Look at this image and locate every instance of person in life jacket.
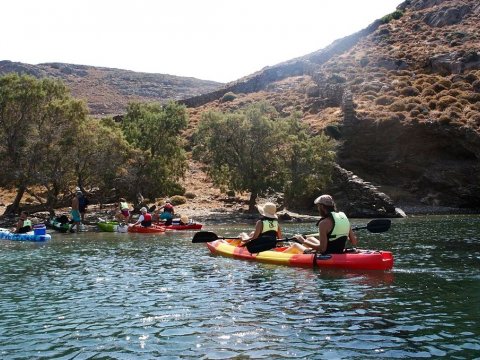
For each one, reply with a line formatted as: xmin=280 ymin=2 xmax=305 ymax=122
xmin=14 ymin=211 xmax=33 ymax=234
xmin=129 ymin=207 xmax=152 ymax=227
xmin=158 ymin=199 xmax=175 ymax=226
xmin=115 ymin=198 xmax=131 ymax=223
xmin=230 ymin=202 xmax=282 ymax=247
xmin=284 ymin=194 xmax=358 ymax=254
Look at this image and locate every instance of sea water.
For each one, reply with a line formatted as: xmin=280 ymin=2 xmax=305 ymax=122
xmin=0 ymin=215 xmax=478 ymax=359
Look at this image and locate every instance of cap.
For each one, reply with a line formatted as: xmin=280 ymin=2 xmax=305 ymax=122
xmin=314 ymin=194 xmax=334 ymax=206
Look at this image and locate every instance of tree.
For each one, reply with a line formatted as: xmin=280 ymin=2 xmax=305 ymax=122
xmin=0 ymin=73 xmax=87 ymax=214
xmin=71 ymin=117 xmax=137 ymax=205
xmin=277 ymin=114 xmax=336 ymax=208
xmin=193 ymin=102 xmax=336 ymax=211
xmin=193 ymin=102 xmax=283 ymax=211
xmin=120 ymin=101 xmax=188 ymax=201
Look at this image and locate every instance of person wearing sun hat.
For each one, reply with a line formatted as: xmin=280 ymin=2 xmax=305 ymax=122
xmin=234 ymin=202 xmax=282 ymax=246
xmin=283 ymin=194 xmax=358 ymax=254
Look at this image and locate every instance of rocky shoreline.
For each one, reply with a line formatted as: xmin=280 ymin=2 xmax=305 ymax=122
xmin=1 ymin=201 xmax=477 ymax=233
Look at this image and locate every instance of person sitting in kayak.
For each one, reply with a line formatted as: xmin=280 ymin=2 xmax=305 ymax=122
xmin=231 ymin=202 xmax=282 ymax=247
xmin=284 ymin=194 xmax=357 ymax=254
xmin=14 ymin=211 xmax=33 ymax=234
xmin=115 ymin=198 xmax=131 ymax=223
xmin=157 ymin=200 xmax=175 ymax=226
xmin=129 ymin=207 xmax=152 ymax=227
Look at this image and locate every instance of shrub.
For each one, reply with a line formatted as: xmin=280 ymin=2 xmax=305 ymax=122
xmin=325 ymin=124 xmax=342 ymax=139
xmin=422 ymin=88 xmax=436 ymax=97
xmin=184 ymin=192 xmax=196 ymax=199
xmin=433 ymin=83 xmax=448 ymax=93
xmin=428 ymin=100 xmax=437 ymax=110
xmin=169 ymin=195 xmax=187 ymax=206
xmin=400 ymin=86 xmax=420 ymax=97
xmin=464 ymin=92 xmax=480 ymax=104
xmin=439 ymin=115 xmax=451 ymax=124
xmin=375 ymin=96 xmax=395 ymax=105
xmin=390 ymin=101 xmax=406 ymax=112
xmin=220 ymin=92 xmax=237 ymax=102
xmin=410 ymin=109 xmax=420 ymax=117
xmin=437 ymin=78 xmax=452 ymax=89
xmin=437 ymin=95 xmax=458 ymax=110
xmin=381 ymin=10 xmax=404 ymax=24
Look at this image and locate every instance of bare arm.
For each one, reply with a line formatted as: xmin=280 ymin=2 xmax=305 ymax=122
xmin=241 ymin=221 xmax=263 ymax=243
xmin=348 ymin=227 xmax=358 ymax=246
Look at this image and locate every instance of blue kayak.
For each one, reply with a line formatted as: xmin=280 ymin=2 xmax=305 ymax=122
xmin=0 ymin=228 xmax=51 ymax=242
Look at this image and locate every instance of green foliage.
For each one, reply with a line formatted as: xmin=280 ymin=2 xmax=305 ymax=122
xmin=381 ymin=10 xmax=404 ymax=24
xmin=0 ymin=73 xmax=88 ymax=213
xmin=277 ymin=114 xmax=336 ymax=208
xmin=169 ymin=195 xmax=187 ymax=205
xmin=220 ymin=92 xmax=237 ymax=102
xmin=193 ymin=102 xmax=335 ymax=209
xmin=325 ymin=124 xmax=342 ymax=139
xmin=121 ymin=101 xmax=188 ymax=200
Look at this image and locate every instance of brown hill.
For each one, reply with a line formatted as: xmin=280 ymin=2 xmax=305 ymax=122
xmin=182 ymin=0 xmax=480 ymax=213
xmin=0 ymin=60 xmax=222 ymax=116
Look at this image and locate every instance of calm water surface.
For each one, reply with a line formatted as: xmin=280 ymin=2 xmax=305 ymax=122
xmin=0 ymin=215 xmax=479 ymax=359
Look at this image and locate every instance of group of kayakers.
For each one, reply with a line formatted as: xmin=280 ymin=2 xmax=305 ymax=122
xmin=235 ymin=194 xmax=358 ymax=255
xmin=114 ymin=198 xmax=187 ymax=228
xmin=11 ymin=187 xmax=355 ymax=255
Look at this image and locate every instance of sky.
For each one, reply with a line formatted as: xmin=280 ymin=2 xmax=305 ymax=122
xmin=2 ymin=0 xmax=402 ymax=83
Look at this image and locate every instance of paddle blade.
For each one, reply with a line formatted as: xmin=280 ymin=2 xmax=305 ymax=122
xmin=366 ymin=219 xmax=391 ymax=233
xmin=192 ymin=231 xmax=220 ymax=243
xmin=245 ymin=236 xmax=278 ymax=253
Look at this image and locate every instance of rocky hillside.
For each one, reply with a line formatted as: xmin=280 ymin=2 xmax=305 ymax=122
xmin=0 ymin=61 xmax=222 ymax=116
xmin=1 ymin=0 xmax=479 ymax=216
xmin=183 ymin=0 xmax=480 ymax=215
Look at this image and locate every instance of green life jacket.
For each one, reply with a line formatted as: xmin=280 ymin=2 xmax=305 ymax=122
xmin=261 ymin=218 xmax=278 ymax=238
xmin=327 ymin=211 xmax=350 ymax=241
xmin=23 ymin=219 xmax=32 ymax=228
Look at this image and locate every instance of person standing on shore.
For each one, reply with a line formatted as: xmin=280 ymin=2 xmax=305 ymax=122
xmin=70 ymin=192 xmax=81 ymax=233
xmin=77 ymin=189 xmax=89 ymax=223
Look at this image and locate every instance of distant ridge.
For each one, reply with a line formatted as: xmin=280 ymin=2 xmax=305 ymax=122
xmin=0 ymin=60 xmax=223 ymax=116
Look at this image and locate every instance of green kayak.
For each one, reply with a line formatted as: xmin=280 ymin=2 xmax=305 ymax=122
xmin=97 ymin=221 xmax=128 ymax=233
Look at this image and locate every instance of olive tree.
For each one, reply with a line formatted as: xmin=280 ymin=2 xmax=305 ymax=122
xmin=120 ymin=101 xmax=188 ymax=201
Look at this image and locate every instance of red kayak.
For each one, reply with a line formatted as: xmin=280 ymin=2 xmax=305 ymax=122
xmin=165 ymin=223 xmax=203 ymax=230
xmin=128 ymin=224 xmax=166 ymax=233
xmin=207 ymin=240 xmax=393 ymax=271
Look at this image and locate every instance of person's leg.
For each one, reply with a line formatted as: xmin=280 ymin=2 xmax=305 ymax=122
xmin=282 ymin=243 xmax=306 ymax=254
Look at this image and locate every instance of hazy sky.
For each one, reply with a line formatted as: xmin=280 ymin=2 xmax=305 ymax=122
xmin=2 ymin=0 xmax=402 ymax=83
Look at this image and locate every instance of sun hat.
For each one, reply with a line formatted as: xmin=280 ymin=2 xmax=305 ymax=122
xmin=257 ymin=202 xmax=278 ymax=219
xmin=140 ymin=207 xmax=147 ymax=213
xmin=314 ymin=194 xmax=334 ymax=206
xmin=180 ymin=215 xmax=189 ymax=223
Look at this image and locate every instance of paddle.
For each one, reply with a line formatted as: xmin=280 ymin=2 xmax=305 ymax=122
xmin=192 ymin=231 xmax=241 ymax=243
xmin=302 ymin=218 xmax=391 ymax=237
